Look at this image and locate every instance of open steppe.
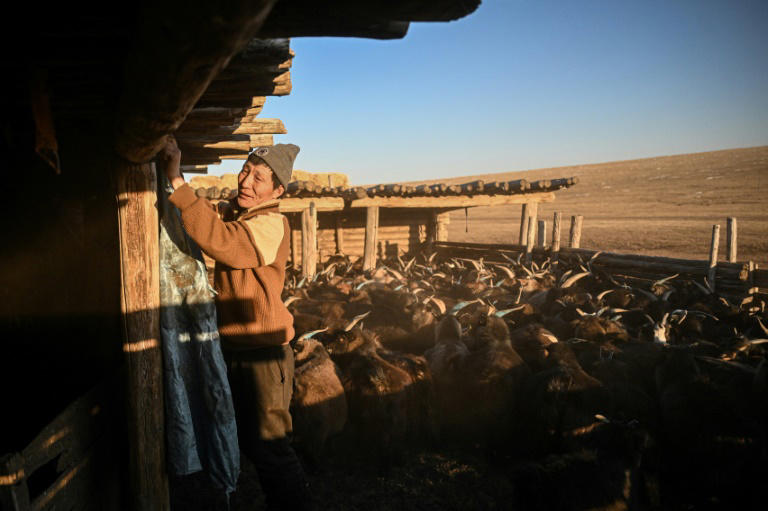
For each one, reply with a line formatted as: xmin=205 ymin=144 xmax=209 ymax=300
xmin=405 ymin=146 xmax=768 ymax=266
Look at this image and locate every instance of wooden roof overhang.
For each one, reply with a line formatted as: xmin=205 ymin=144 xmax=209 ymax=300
xmin=193 ymin=176 xmax=578 ymax=212
xmin=3 ymin=2 xmax=483 ymax=510
xmin=8 ymin=1 xmax=480 ymax=171
xmin=277 ymin=191 xmax=554 ymax=213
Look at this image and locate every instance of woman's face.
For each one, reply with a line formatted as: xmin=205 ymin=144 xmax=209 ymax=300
xmin=236 ymin=161 xmax=283 ymax=209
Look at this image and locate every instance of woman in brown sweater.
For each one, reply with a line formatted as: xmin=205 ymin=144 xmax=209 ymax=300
xmin=163 ymin=138 xmax=314 ymax=510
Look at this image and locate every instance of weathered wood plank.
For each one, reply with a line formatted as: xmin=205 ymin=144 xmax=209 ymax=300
xmin=364 ymin=206 xmax=380 ymax=271
xmin=569 ymin=215 xmax=583 ymax=249
xmin=279 ymin=197 xmax=345 ymax=213
xmin=0 ymin=453 xmax=30 ymax=510
xmin=115 ymin=160 xmax=168 ymax=511
xmin=350 ymin=192 xmax=555 ymax=209
xmin=727 ymin=217 xmax=737 ymax=263
xmin=301 ymin=202 xmax=317 ymax=278
xmin=518 ymin=203 xmax=529 ymax=245
xmin=115 ymin=1 xmax=276 ymax=163
xmin=709 ymin=224 xmax=721 ymax=289
xmin=552 ymin=212 xmax=562 ymax=261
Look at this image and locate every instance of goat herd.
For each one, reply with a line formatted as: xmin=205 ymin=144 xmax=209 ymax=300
xmin=279 ymin=249 xmax=767 ymax=510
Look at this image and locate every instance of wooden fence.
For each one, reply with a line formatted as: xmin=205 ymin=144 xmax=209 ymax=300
xmin=0 ymin=379 xmax=121 ymax=510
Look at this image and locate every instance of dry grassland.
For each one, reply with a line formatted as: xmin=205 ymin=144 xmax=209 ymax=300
xmin=407 ymin=146 xmax=768 ymax=266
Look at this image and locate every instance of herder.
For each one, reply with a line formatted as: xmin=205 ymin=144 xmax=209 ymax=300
xmin=162 ymin=137 xmax=314 ymax=510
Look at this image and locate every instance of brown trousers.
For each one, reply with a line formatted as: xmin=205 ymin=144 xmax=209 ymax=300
xmin=225 ymin=344 xmax=314 ymax=511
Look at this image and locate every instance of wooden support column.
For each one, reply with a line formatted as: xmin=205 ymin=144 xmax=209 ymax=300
xmin=526 ymin=202 xmax=538 ymax=246
xmin=727 ymin=217 xmax=737 ymax=263
xmin=518 ymin=203 xmax=529 ymax=245
xmin=364 ymin=206 xmax=380 ymax=271
xmin=115 ymin=160 xmax=169 ymax=511
xmin=569 ymin=215 xmax=583 ymax=248
xmin=708 ymin=224 xmax=720 ymax=290
xmin=436 ymin=211 xmax=451 ymax=242
xmin=552 ymin=211 xmax=562 ymax=261
xmin=290 ymin=223 xmax=300 ymax=267
xmin=537 ymin=220 xmax=547 ymax=247
xmin=301 ymin=202 xmax=317 ymax=278
xmin=335 ymin=213 xmax=345 ymax=254
xmin=525 ymin=203 xmax=538 ymax=262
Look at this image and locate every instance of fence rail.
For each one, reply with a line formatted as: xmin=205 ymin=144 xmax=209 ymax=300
xmin=0 ymin=379 xmax=121 ymax=511
xmin=433 ymin=241 xmax=764 ymax=298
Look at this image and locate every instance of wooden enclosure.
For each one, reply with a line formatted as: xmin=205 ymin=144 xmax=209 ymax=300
xmin=193 ymin=178 xmax=575 ymax=273
xmin=2 ymin=2 xmax=483 ymax=510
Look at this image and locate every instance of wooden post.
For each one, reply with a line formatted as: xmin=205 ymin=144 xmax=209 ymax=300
xmin=537 ymin=220 xmax=547 ymax=247
xmin=552 ymin=211 xmax=562 ymax=261
xmin=518 ymin=203 xmax=529 ymax=245
xmin=569 ymin=215 xmax=583 ymax=248
xmin=335 ymin=213 xmax=344 ymax=254
xmin=708 ymin=224 xmax=720 ymax=289
xmin=363 ymin=206 xmax=379 ymax=271
xmin=115 ymin=160 xmax=169 ymax=511
xmin=301 ymin=202 xmax=317 ymax=278
xmin=727 ymin=217 xmax=737 ymax=263
xmin=525 ymin=203 xmax=538 ymax=262
xmin=436 ymin=211 xmax=450 ymax=242
xmin=291 ymin=224 xmax=300 ymax=267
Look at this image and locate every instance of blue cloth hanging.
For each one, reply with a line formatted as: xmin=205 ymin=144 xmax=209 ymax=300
xmin=158 ymin=176 xmax=239 ymax=495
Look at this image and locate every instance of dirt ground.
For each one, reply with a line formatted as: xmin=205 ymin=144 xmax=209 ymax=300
xmin=407 ymin=146 xmax=767 ymax=266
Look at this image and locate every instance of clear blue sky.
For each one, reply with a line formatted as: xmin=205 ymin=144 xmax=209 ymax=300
xmin=211 ymin=0 xmax=768 ymax=184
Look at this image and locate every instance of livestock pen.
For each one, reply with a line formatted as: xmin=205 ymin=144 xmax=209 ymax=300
xmin=0 ymin=2 xmax=483 ymax=510
xmin=183 ymin=173 xmax=767 ymax=510
xmin=4 ymin=1 xmax=766 ymax=509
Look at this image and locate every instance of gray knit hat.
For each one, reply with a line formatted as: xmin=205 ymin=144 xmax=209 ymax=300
xmin=248 ymin=143 xmax=299 ymax=188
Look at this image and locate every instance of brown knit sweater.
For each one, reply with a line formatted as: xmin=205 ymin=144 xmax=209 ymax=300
xmin=169 ymin=183 xmax=295 ymax=348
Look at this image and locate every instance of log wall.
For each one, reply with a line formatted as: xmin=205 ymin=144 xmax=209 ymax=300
xmin=287 ymin=207 xmax=432 ymax=266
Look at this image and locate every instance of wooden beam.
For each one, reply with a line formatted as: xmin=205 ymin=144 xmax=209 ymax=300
xmin=178 ymin=134 xmax=275 ymax=151
xmin=259 ymin=0 xmax=480 ymax=41
xmin=179 ymin=119 xmax=287 ymax=137
xmin=350 ymin=192 xmax=555 ymax=209
xmin=363 ymin=206 xmax=380 ymax=271
xmin=537 ymin=219 xmax=546 ymax=247
xmin=301 ymin=202 xmax=317 ymax=278
xmin=727 ymin=217 xmax=737 ymax=263
xmin=115 ymin=0 xmax=278 ymax=163
xmin=115 ymin=160 xmax=169 ymax=511
xmin=259 ymin=8 xmax=410 ymax=39
xmin=279 ymin=197 xmax=345 ymax=213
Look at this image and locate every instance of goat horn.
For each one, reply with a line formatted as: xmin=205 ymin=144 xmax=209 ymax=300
xmin=561 ymin=271 xmax=591 ymax=289
xmin=429 ymin=297 xmax=447 ymax=315
xmin=297 ymin=327 xmax=328 ymax=342
xmin=283 ymin=296 xmax=301 ymax=307
xmin=344 ymin=311 xmax=372 ymax=332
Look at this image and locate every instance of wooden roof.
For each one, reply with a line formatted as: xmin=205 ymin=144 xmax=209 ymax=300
xmin=7 ymin=0 xmax=481 ymax=176
xmin=193 ymin=176 xmax=579 ymax=212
